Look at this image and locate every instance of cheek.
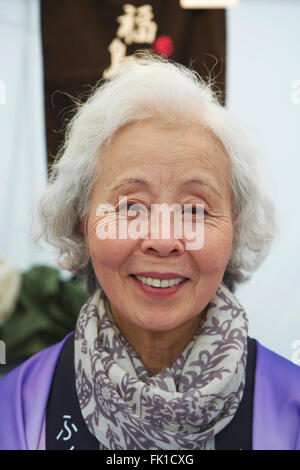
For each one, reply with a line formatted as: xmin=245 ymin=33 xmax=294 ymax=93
xmin=194 ymin=226 xmax=233 ymax=274
xmin=88 ymin=235 xmax=137 ymax=273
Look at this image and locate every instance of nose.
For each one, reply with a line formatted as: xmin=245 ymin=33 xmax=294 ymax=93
xmin=138 ymin=205 xmax=185 ymax=256
xmin=140 ymin=236 xmax=185 ymax=257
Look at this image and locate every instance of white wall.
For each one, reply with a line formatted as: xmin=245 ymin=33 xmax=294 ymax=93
xmin=226 ymin=0 xmax=300 ymax=361
xmin=0 ymin=0 xmax=67 ymax=275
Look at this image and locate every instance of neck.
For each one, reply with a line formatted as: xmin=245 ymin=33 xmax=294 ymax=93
xmin=109 ymin=303 xmax=202 ymax=376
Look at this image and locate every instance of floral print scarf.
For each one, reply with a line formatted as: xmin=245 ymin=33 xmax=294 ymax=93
xmin=74 ymin=283 xmax=248 ymax=450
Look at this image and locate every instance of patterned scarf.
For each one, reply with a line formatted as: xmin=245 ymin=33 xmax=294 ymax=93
xmin=74 ymin=283 xmax=248 ymax=450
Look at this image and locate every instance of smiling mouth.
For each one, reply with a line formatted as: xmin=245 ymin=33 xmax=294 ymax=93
xmin=129 ymin=274 xmax=188 ymax=288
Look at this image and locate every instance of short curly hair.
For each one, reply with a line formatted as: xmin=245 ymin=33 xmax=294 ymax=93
xmin=32 ymin=52 xmax=277 ymax=294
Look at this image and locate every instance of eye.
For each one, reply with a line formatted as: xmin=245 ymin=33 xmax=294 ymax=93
xmin=118 ymin=201 xmax=147 ymax=215
xmin=183 ymin=204 xmax=206 ymax=216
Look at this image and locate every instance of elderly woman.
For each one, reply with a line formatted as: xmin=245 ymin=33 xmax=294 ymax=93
xmin=0 ymin=53 xmax=299 ymax=451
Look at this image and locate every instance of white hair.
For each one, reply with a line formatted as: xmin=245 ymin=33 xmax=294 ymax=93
xmin=32 ymin=51 xmax=277 ymax=294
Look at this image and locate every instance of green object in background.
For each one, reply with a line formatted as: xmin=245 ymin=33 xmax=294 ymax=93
xmin=0 ymin=265 xmax=89 ymax=363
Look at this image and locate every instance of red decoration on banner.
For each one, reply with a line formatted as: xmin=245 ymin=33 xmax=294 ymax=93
xmin=152 ymin=36 xmax=173 ymax=57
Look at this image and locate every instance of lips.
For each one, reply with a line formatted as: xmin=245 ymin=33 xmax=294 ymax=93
xmin=129 ymin=273 xmax=188 ymax=297
xmin=131 ymin=272 xmax=189 ymax=280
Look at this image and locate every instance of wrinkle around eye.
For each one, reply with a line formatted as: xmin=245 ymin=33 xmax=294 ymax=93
xmin=204 ymin=215 xmax=233 ymax=238
xmin=87 ymin=212 xmax=118 ymax=239
xmin=86 ymin=218 xmax=100 ymax=240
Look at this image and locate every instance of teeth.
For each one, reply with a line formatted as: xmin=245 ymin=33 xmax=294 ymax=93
xmin=134 ymin=275 xmax=186 ymax=288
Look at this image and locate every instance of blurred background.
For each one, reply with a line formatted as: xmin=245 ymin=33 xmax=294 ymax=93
xmin=0 ymin=0 xmax=299 ymax=375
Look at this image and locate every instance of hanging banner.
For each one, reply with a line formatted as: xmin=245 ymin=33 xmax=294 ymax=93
xmin=180 ymin=0 xmax=239 ymax=8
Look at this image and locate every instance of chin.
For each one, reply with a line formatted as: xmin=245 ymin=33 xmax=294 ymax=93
xmin=135 ymin=316 xmax=184 ymax=333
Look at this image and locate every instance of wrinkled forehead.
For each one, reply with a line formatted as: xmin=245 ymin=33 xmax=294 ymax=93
xmin=95 ymin=119 xmax=231 ymax=186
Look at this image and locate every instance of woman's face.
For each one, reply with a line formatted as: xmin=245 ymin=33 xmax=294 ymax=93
xmin=84 ymin=120 xmax=233 ymax=333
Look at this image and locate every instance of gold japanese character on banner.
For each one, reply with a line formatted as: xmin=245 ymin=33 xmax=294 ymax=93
xmin=103 ymin=4 xmax=158 ymax=79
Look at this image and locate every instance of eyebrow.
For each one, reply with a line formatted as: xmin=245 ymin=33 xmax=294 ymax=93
xmin=111 ymin=178 xmax=147 ymax=191
xmin=110 ymin=177 xmax=221 ymax=199
xmin=182 ymin=179 xmax=221 ymax=199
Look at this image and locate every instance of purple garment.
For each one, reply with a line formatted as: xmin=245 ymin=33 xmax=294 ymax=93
xmin=253 ymin=341 xmax=300 ymax=449
xmin=0 ymin=333 xmax=71 ymax=450
xmin=0 ymin=335 xmax=299 ymax=450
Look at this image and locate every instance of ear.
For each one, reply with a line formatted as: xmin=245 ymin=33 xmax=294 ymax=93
xmin=80 ymin=219 xmax=85 ymax=234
